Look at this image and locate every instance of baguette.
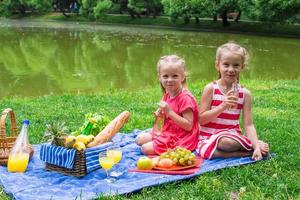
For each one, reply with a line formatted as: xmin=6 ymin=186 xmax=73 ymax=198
xmin=87 ymin=111 xmax=130 ymax=147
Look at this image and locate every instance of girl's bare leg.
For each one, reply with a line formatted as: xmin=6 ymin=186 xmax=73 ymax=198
xmin=141 ymin=142 xmax=156 ymax=155
xmin=212 ymin=137 xmax=270 ymax=159
xmin=217 ymin=137 xmax=244 ymax=152
xmin=135 ymin=130 xmax=152 ymax=146
xmin=211 ymin=136 xmax=250 ymax=158
xmin=212 ymin=149 xmax=252 ymax=158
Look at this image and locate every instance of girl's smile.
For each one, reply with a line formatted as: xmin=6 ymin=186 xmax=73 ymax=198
xmin=216 ymin=51 xmax=244 ymax=85
xmin=159 ymin=64 xmax=185 ymax=97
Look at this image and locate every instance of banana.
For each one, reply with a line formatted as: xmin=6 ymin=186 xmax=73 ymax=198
xmin=73 ymin=141 xmax=86 ymax=151
xmin=65 ymin=135 xmax=76 ymax=149
xmin=87 ymin=135 xmax=95 ymax=143
xmin=76 ymin=135 xmax=90 ymax=145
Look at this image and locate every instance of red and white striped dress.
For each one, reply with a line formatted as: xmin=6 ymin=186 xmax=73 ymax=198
xmin=196 ymin=81 xmax=252 ymax=159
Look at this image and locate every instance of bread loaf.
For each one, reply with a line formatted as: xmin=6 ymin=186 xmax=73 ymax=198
xmin=87 ymin=111 xmax=130 ymax=147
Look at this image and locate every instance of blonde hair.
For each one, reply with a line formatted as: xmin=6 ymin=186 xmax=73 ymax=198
xmin=157 ymin=55 xmax=188 ymax=93
xmin=216 ymin=42 xmax=249 ymax=66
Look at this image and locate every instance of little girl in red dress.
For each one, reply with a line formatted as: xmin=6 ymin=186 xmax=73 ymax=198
xmin=136 ymin=55 xmax=199 ymax=155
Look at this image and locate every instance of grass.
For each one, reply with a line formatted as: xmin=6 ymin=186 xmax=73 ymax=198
xmin=0 ymin=79 xmax=299 ymax=199
xmin=8 ymin=13 xmax=300 ymax=38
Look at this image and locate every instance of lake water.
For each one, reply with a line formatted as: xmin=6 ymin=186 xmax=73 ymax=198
xmin=0 ymin=19 xmax=299 ymax=98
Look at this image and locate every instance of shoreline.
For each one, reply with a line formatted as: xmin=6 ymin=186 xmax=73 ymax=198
xmin=1 ymin=15 xmax=300 ymax=39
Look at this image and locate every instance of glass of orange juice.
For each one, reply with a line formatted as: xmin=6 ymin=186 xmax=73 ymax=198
xmin=106 ymin=144 xmax=123 ymax=179
xmin=99 ymin=151 xmax=115 ymax=183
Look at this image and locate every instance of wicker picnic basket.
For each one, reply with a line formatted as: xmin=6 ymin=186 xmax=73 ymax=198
xmin=0 ymin=108 xmax=18 ymax=166
xmin=45 ymin=150 xmax=87 ymax=177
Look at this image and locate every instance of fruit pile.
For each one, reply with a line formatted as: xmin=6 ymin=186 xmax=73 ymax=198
xmin=159 ymin=147 xmax=196 ymax=166
xmin=65 ymin=135 xmax=95 ymax=151
xmin=136 ymin=147 xmax=196 ymax=170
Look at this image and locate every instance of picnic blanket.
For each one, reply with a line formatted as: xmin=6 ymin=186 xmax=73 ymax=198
xmin=0 ymin=130 xmax=269 ymax=200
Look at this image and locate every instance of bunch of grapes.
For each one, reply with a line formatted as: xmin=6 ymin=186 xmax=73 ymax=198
xmin=160 ymin=147 xmax=196 ymax=166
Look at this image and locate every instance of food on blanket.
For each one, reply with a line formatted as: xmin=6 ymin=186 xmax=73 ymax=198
xmin=65 ymin=135 xmax=76 ymax=148
xmin=44 ymin=122 xmax=68 ymax=147
xmin=72 ymin=113 xmax=110 ymax=136
xmin=160 ymin=147 xmax=196 ymax=166
xmin=157 ymin=158 xmax=173 ymax=168
xmin=137 ymin=156 xmax=153 ymax=170
xmin=76 ymin=135 xmax=90 ymax=145
xmin=87 ymin=135 xmax=95 ymax=142
xmin=87 ymin=111 xmax=131 ymax=147
xmin=80 ymin=118 xmax=96 ymax=135
xmin=151 ymin=156 xmax=160 ymax=167
xmin=7 ymin=152 xmax=29 ymax=172
xmin=73 ymin=141 xmax=86 ymax=151
xmin=65 ymin=134 xmax=94 ymax=150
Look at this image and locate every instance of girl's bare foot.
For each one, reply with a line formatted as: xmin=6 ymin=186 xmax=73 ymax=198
xmin=259 ymin=140 xmax=269 ymax=156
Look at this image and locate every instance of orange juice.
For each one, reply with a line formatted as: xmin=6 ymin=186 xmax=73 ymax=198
xmin=107 ymin=150 xmax=122 ymax=164
xmin=7 ymin=152 xmax=29 ymax=173
xmin=99 ymin=157 xmax=115 ymax=170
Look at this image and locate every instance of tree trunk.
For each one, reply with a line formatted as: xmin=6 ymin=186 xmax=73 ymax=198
xmin=213 ymin=14 xmax=218 ymax=22
xmin=128 ymin=10 xmax=136 ymax=19
xmin=234 ymin=11 xmax=241 ymax=22
xmin=221 ymin=10 xmax=230 ymax=26
xmin=195 ymin=17 xmax=199 ymax=24
xmin=19 ymin=4 xmax=26 ymax=15
xmin=184 ymin=16 xmax=190 ymax=24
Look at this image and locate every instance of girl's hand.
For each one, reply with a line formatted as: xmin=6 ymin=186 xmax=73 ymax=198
xmin=157 ymin=101 xmax=171 ymax=116
xmin=221 ymin=90 xmax=238 ymax=110
xmin=252 ymin=147 xmax=263 ymax=161
xmin=154 ymin=108 xmax=163 ymax=117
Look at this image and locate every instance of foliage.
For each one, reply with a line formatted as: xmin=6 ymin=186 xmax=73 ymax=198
xmin=80 ymin=0 xmax=98 ymax=19
xmin=127 ymin=0 xmax=162 ymax=18
xmin=128 ymin=0 xmax=145 ymax=14
xmin=0 ymin=0 xmax=52 ymax=15
xmin=80 ymin=0 xmax=112 ymax=19
xmin=244 ymin=0 xmax=300 ymax=23
xmin=93 ymin=0 xmax=112 ymax=19
xmin=1 ymin=0 xmax=300 ymax=24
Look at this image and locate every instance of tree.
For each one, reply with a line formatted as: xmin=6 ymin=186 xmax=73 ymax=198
xmin=128 ymin=0 xmax=162 ymax=18
xmin=0 ymin=0 xmax=52 ymax=16
xmin=93 ymin=0 xmax=112 ymax=19
xmin=244 ymin=0 xmax=300 ymax=23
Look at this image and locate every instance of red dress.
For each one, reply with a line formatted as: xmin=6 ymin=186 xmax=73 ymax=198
xmin=152 ymin=89 xmax=199 ymax=155
xmin=196 ymin=81 xmax=252 ymax=159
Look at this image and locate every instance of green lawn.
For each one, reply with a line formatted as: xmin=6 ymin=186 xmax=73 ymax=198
xmin=0 ymin=79 xmax=299 ymax=199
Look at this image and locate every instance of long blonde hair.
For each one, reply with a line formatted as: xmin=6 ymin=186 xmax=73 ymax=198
xmin=157 ymin=55 xmax=188 ymax=93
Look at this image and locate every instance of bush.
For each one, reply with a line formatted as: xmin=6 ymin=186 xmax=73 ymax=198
xmin=93 ymin=0 xmax=112 ymax=19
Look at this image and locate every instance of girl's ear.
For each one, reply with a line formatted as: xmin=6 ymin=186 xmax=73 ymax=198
xmin=158 ymin=73 xmax=162 ymax=83
xmin=215 ymin=60 xmax=219 ymax=71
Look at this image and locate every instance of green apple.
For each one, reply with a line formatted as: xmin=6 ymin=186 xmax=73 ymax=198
xmin=137 ymin=156 xmax=153 ymax=170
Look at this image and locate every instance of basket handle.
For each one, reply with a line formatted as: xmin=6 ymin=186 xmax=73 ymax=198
xmin=0 ymin=108 xmax=18 ymax=138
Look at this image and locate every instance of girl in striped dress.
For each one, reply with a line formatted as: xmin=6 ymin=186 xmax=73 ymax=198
xmin=197 ymin=42 xmax=269 ymax=160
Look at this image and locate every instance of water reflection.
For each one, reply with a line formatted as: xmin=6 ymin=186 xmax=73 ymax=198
xmin=0 ymin=21 xmax=299 ymax=97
